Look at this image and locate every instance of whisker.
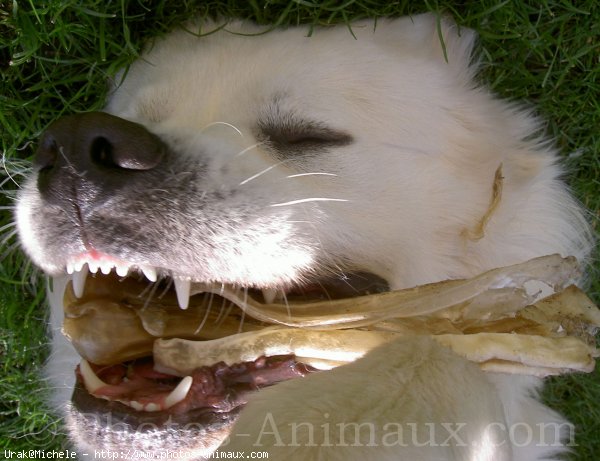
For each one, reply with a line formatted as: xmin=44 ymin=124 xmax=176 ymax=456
xmin=57 ymin=146 xmax=76 ymax=170
xmin=0 ymin=241 xmax=22 ymax=260
xmin=0 ymin=229 xmax=18 ymax=247
xmin=281 ymin=291 xmax=291 ymax=319
xmin=270 ymin=197 xmax=349 ymax=207
xmin=214 ymin=286 xmax=229 ymax=324
xmin=201 ymin=121 xmax=243 ymax=137
xmin=239 ymin=159 xmax=289 ymax=186
xmin=238 ymin=288 xmax=248 ymax=333
xmin=286 ymin=172 xmax=338 ymax=178
xmin=215 ymin=301 xmax=234 ymax=328
xmin=194 ymin=292 xmax=214 ymax=334
xmin=142 ymin=280 xmax=160 ymax=311
xmin=0 ymin=194 xmax=20 ymax=204
xmin=157 ymin=278 xmax=173 ymax=299
xmin=136 ymin=278 xmax=157 ymax=302
xmin=235 ymin=141 xmax=265 ymax=158
xmin=0 ymin=175 xmax=20 ymax=189
xmin=0 ymin=221 xmax=17 ymax=233
xmin=1 ymin=153 xmax=32 ymax=188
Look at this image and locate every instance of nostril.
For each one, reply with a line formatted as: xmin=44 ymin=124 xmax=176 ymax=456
xmin=90 ymin=136 xmax=116 ymax=168
xmin=89 ymin=132 xmax=164 ymax=171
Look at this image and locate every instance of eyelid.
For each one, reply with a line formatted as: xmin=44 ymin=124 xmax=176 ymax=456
xmin=258 ymin=118 xmax=353 ymax=150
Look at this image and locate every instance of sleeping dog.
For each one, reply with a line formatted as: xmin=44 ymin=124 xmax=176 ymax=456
xmin=16 ymin=14 xmax=593 ymax=460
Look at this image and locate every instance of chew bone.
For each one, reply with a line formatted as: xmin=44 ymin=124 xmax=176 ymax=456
xmin=153 ymin=284 xmax=599 ymax=378
xmin=63 ymin=255 xmax=600 ymax=377
xmin=154 ymin=258 xmax=600 ymax=377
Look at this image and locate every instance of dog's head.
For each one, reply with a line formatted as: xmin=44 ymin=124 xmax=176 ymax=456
xmin=15 ymin=14 xmax=592 ymax=457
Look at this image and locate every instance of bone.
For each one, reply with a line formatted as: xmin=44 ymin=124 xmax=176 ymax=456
xmin=63 ymin=255 xmax=599 ymax=378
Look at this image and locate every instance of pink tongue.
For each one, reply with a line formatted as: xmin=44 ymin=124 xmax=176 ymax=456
xmin=77 ymin=355 xmax=316 ymax=413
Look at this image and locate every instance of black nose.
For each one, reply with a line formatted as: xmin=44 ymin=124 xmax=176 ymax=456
xmin=35 ymin=112 xmax=165 ymax=209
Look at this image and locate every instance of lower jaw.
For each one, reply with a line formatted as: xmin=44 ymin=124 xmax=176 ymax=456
xmin=67 ymin=353 xmax=315 ymax=456
xmin=67 ymin=384 xmax=237 ymax=457
xmin=70 ymin=382 xmax=241 ymax=428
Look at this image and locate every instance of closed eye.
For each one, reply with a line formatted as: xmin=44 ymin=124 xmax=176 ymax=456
xmin=257 ymin=117 xmax=353 ymax=158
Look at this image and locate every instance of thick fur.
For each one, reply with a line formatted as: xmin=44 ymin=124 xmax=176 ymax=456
xmin=16 ymin=14 xmax=593 ymax=460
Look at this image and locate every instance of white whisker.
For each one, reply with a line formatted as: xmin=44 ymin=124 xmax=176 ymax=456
xmin=0 ymin=241 xmax=21 ymax=260
xmin=238 ymin=288 xmax=248 ymax=333
xmin=0 ymin=221 xmax=17 ymax=233
xmin=215 ymin=301 xmax=234 ymax=328
xmin=194 ymin=292 xmax=214 ymax=334
xmin=235 ymin=142 xmax=264 ymax=157
xmin=270 ymin=198 xmax=349 ymax=207
xmin=281 ymin=291 xmax=291 ymax=319
xmin=239 ymin=160 xmax=288 ymax=186
xmin=201 ymin=121 xmax=243 ymax=137
xmin=286 ymin=172 xmax=337 ymax=178
xmin=0 ymin=228 xmax=18 ymax=247
xmin=142 ymin=281 xmax=160 ymax=311
xmin=2 ymin=152 xmax=31 ymax=188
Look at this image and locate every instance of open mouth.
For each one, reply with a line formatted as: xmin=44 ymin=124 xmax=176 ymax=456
xmin=61 ymin=251 xmax=390 ymax=419
xmin=59 ymin=251 xmax=599 ymax=432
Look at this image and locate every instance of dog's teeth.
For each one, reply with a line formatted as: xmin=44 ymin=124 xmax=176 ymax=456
xmin=67 ymin=259 xmax=92 ymax=276
xmin=144 ymin=403 xmax=160 ymax=412
xmin=262 ymin=288 xmax=279 ymax=304
xmin=79 ymin=359 xmax=108 ymax=394
xmin=164 ymin=376 xmax=193 ymax=409
xmin=100 ymin=262 xmax=113 ymax=275
xmin=129 ymin=400 xmax=144 ymax=411
xmin=88 ymin=261 xmax=99 ymax=274
xmin=72 ymin=265 xmax=89 ymax=298
xmin=141 ymin=266 xmax=158 ymax=283
xmin=115 ymin=264 xmax=130 ymax=277
xmin=174 ymin=278 xmax=191 ymax=309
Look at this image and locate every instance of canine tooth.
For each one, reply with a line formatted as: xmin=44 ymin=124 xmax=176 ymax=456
xmin=164 ymin=376 xmax=193 ymax=409
xmin=262 ymin=288 xmax=279 ymax=304
xmin=79 ymin=359 xmax=108 ymax=394
xmin=174 ymin=278 xmax=191 ymax=309
xmin=72 ymin=265 xmax=89 ymax=298
xmin=141 ymin=266 xmax=158 ymax=282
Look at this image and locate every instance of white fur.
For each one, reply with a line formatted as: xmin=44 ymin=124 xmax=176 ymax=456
xmin=18 ymin=14 xmax=593 ymax=460
xmin=222 ymin=338 xmax=571 ymax=460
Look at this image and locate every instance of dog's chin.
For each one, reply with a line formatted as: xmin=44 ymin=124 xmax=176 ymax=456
xmin=67 ymin=383 xmax=237 ymax=456
xmin=54 ymin=250 xmax=389 ymax=455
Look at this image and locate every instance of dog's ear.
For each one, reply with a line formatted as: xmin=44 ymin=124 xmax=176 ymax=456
xmin=369 ymin=14 xmax=477 ymax=79
xmin=431 ymin=15 xmax=477 ymax=64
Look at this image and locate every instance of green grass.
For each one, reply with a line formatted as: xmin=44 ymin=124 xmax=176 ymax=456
xmin=1 ymin=0 xmax=598 ymax=458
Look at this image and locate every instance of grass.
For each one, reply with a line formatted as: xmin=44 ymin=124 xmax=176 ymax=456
xmin=1 ymin=0 xmax=598 ymax=458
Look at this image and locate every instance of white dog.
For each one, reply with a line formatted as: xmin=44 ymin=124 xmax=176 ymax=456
xmin=16 ymin=14 xmax=593 ymax=460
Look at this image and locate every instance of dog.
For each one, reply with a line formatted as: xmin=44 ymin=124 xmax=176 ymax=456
xmin=16 ymin=13 xmax=594 ymax=460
